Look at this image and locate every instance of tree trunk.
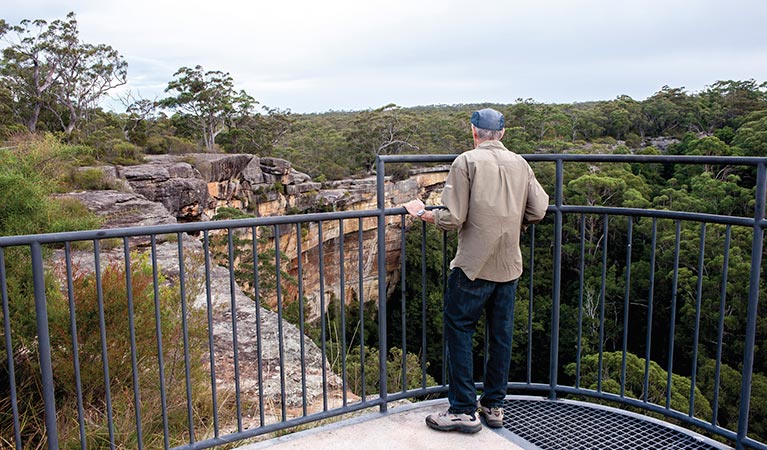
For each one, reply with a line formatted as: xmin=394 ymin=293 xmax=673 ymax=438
xmin=27 ymin=103 xmax=41 ymax=133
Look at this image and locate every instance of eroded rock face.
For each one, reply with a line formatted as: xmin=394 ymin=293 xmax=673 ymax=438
xmin=55 ymin=190 xmax=177 ymax=229
xmin=50 ymin=239 xmax=347 ymax=426
xmin=53 ymin=154 xmax=450 ymax=433
xmin=119 ymin=161 xmax=209 ymax=221
xmin=64 ymin=155 xmax=448 ymax=313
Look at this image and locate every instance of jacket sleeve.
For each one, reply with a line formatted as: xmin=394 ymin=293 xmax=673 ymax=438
xmin=432 ymin=156 xmax=470 ymax=231
xmin=523 ymin=166 xmax=549 ymax=225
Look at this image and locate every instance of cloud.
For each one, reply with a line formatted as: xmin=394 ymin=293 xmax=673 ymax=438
xmin=4 ymin=0 xmax=767 ymax=112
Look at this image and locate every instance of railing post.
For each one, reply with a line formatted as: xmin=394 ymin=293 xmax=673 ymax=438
xmin=549 ymin=159 xmax=563 ymax=400
xmin=376 ymin=156 xmax=388 ymax=411
xmin=736 ymin=162 xmax=767 ymax=449
xmin=31 ymin=242 xmax=59 ymax=450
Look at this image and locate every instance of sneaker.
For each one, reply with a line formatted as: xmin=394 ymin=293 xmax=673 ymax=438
xmin=478 ymin=402 xmax=504 ymax=428
xmin=425 ymin=410 xmax=482 ymax=433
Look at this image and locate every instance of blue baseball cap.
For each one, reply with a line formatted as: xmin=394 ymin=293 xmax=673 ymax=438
xmin=470 ymin=108 xmax=505 ymax=131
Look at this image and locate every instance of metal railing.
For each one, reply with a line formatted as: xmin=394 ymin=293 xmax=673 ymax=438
xmin=0 ymin=154 xmax=765 ymax=450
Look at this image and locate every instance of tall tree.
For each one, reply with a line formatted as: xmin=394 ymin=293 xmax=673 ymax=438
xmin=0 ymin=12 xmax=126 ymax=135
xmin=345 ymin=104 xmax=420 ymax=174
xmin=218 ymin=105 xmax=292 ymax=156
xmin=160 ymin=65 xmax=255 ymax=152
xmin=52 ymin=40 xmax=127 ymax=136
xmin=0 ymin=13 xmax=76 ymax=132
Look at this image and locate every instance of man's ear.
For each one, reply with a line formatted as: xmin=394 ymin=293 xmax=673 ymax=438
xmin=500 ymin=128 xmax=506 ymax=139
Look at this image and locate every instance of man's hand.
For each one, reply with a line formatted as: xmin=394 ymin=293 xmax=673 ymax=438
xmin=402 ymin=199 xmax=436 ymax=223
xmin=403 ymin=199 xmax=426 ymax=217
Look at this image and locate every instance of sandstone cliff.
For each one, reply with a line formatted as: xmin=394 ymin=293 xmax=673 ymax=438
xmin=54 ymin=153 xmax=449 ymax=428
xmin=71 ymin=154 xmax=448 ymax=315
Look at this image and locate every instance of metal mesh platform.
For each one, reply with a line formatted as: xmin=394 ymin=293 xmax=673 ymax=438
xmin=502 ymin=398 xmax=726 ymax=450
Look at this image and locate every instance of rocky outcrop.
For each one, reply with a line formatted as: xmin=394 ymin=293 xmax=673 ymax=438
xmin=58 ymin=153 xmax=450 ymax=431
xmin=73 ymin=154 xmax=448 ymax=314
xmin=55 ymin=190 xmax=177 ymax=229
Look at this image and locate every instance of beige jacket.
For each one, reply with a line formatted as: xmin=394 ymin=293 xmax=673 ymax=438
xmin=432 ymin=140 xmax=549 ymax=282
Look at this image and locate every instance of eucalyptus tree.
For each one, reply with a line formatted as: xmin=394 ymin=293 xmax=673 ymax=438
xmin=160 ymin=65 xmax=255 ymax=152
xmin=0 ymin=12 xmax=127 ymax=135
xmin=345 ymin=103 xmax=420 ymax=174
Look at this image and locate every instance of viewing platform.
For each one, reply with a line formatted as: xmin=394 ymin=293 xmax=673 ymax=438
xmin=241 ymin=398 xmax=729 ymax=450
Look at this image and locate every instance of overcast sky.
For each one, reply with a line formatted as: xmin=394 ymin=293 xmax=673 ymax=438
xmin=3 ymin=0 xmax=767 ymax=113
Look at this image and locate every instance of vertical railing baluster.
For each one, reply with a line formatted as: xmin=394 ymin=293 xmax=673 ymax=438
xmin=643 ymin=219 xmax=658 ymax=403
xmin=375 ymin=156 xmax=388 ymax=411
xmin=252 ymin=227 xmax=265 ymax=426
xmin=274 ymin=225 xmax=287 ymax=421
xmin=0 ymin=248 xmax=22 ymax=450
xmin=666 ymin=220 xmax=682 ymax=410
xmin=576 ymin=214 xmax=586 ymax=389
xmin=442 ymin=229 xmax=448 ymax=387
xmin=620 ymin=218 xmax=633 ymax=398
xmin=33 ymin=242 xmax=61 ymax=449
xmin=150 ymin=236 xmax=170 ymax=450
xmin=123 ymin=238 xmax=144 ymax=449
xmin=339 ymin=219 xmax=348 ymax=406
xmin=400 ymin=214 xmax=407 ymax=391
xmin=297 ymin=223 xmax=308 ymax=415
xmin=93 ymin=240 xmax=114 ymax=449
xmin=689 ymin=223 xmax=706 ymax=417
xmin=421 ymin=219 xmax=427 ymax=390
xmin=527 ymin=225 xmax=535 ymax=384
xmin=227 ymin=229 xmax=243 ymax=431
xmin=178 ymin=233 xmax=195 ymax=444
xmin=358 ymin=218 xmax=366 ymax=402
xmin=318 ymin=220 xmax=328 ymax=411
xmin=549 ymin=159 xmax=563 ymax=399
xmin=202 ymin=231 xmax=219 ymax=436
xmin=63 ymin=243 xmax=86 ymax=450
xmin=737 ymin=162 xmax=767 ymax=449
xmin=712 ymin=225 xmax=731 ymax=427
xmin=597 ymin=216 xmax=608 ymax=393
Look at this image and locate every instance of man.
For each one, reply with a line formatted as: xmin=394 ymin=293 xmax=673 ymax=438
xmin=403 ymin=108 xmax=549 ymax=433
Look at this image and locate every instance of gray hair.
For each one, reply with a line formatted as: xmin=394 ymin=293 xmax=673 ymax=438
xmin=475 ymin=127 xmax=504 ymax=141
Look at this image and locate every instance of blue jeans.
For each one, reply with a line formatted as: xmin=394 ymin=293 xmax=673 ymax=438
xmin=445 ymin=268 xmax=518 ymax=414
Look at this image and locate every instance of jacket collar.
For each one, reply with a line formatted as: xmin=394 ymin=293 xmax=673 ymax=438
xmin=476 ymin=140 xmax=507 ymax=151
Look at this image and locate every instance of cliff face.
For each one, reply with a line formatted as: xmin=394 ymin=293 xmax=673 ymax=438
xmin=55 ymin=154 xmax=449 ymax=425
xmin=70 ymin=153 xmax=449 ymax=318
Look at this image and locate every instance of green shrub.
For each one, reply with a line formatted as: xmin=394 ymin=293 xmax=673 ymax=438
xmin=0 ymin=254 xmax=214 ymax=449
xmin=0 ymin=173 xmax=49 ymax=235
xmin=166 ymin=136 xmax=201 ymax=155
xmin=106 ymin=141 xmax=144 ymax=165
xmin=68 ymin=167 xmax=115 ymax=191
xmin=211 ymin=207 xmax=255 ymax=221
xmin=624 ymin=133 xmax=642 ymax=148
xmin=144 ymin=134 xmax=202 ymax=155
xmin=47 ymin=197 xmax=103 ymax=233
xmin=53 ymin=257 xmax=211 ymax=448
xmin=340 ymin=346 xmax=437 ymax=396
xmin=389 ymin=163 xmax=411 ymax=181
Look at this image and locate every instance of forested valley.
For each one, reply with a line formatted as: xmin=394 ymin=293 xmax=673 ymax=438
xmin=2 ymin=11 xmax=767 ymax=448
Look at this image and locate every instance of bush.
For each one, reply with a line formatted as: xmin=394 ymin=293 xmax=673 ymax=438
xmin=340 ymin=346 xmax=437 ymax=396
xmin=389 ymin=163 xmax=411 ymax=181
xmin=166 ymin=136 xmax=201 ymax=154
xmin=0 ymin=173 xmax=49 ymax=235
xmin=1 ymin=254 xmax=213 ymax=449
xmin=624 ymin=133 xmax=642 ymax=148
xmin=47 ymin=196 xmax=103 ymax=233
xmin=67 ymin=167 xmax=115 ymax=191
xmin=105 ymin=141 xmax=144 ymax=165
